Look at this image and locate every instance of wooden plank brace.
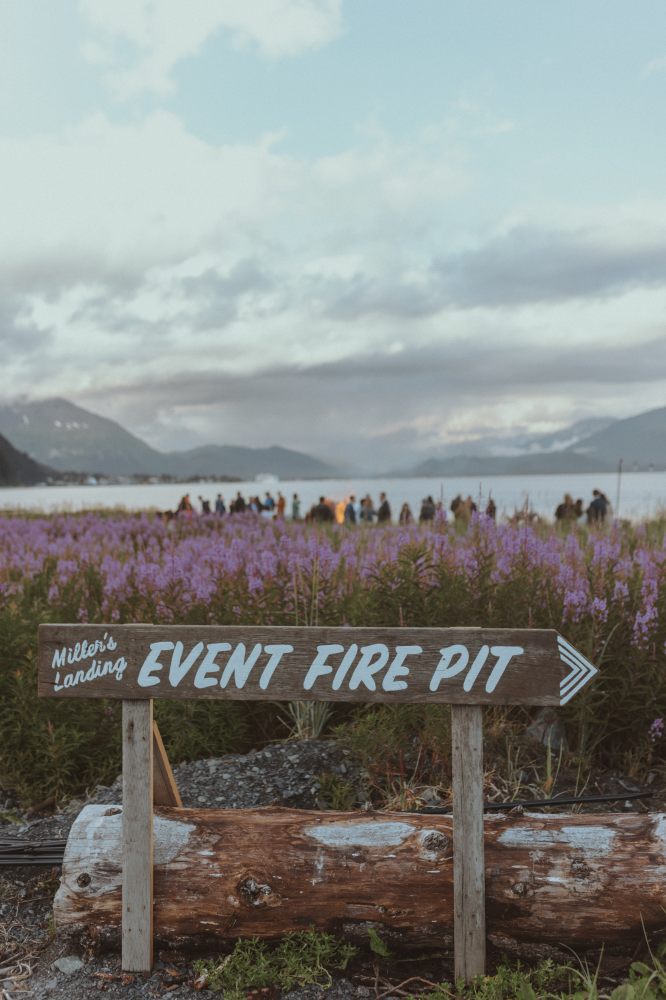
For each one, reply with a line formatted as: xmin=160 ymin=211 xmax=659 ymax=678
xmin=152 ymin=721 xmax=182 ymax=808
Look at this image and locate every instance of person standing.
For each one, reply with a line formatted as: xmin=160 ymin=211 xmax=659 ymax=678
xmin=399 ymin=502 xmax=413 ymax=525
xmin=377 ymin=491 xmax=391 ymax=524
xmin=344 ymin=495 xmax=357 ymax=524
xmin=587 ymin=489 xmax=609 ymax=525
xmin=291 ymin=493 xmax=301 ymax=520
xmin=360 ymin=495 xmax=375 ymax=522
xmin=214 ymin=493 xmax=226 ymax=516
xmin=276 ymin=492 xmax=286 ymax=518
xmin=419 ymin=496 xmax=435 ymax=522
xmin=312 ymin=496 xmax=335 ymax=523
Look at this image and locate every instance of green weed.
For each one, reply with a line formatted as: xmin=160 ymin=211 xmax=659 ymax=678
xmin=317 ymin=772 xmax=359 ymax=810
xmin=194 ymin=929 xmax=357 ymax=998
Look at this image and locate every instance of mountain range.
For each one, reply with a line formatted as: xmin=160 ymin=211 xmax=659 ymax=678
xmin=405 ymin=407 xmax=666 ymax=477
xmin=0 ymin=398 xmax=664 ymax=486
xmin=0 ymin=433 xmax=48 ymax=486
xmin=0 ymin=399 xmax=340 ymax=481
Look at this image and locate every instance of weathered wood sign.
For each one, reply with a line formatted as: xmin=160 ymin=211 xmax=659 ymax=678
xmin=38 ymin=625 xmax=597 ymax=706
xmin=37 ymin=622 xmax=600 ymax=981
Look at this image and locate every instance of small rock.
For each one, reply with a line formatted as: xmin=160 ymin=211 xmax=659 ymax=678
xmin=41 ymin=978 xmax=60 ymax=994
xmin=54 ymin=955 xmax=84 ymax=975
xmin=420 ymin=786 xmax=442 ymax=806
xmin=526 ymin=707 xmax=568 ymax=752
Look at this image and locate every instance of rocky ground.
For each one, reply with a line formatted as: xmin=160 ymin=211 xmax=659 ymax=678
xmin=1 ymin=740 xmax=371 ymax=1000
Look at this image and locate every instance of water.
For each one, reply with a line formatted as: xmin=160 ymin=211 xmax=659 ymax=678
xmin=0 ymin=471 xmax=664 ymax=521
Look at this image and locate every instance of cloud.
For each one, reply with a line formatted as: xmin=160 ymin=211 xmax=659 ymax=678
xmin=642 ymin=55 xmax=666 ymax=78
xmin=65 ymin=332 xmax=666 ymax=470
xmin=434 ymin=227 xmax=666 ymax=308
xmin=79 ymin=0 xmax=343 ymax=98
xmin=0 ymin=299 xmax=49 ymax=357
xmin=0 ymin=112 xmax=298 ymax=294
xmin=2 ymin=108 xmax=666 ymax=470
xmin=298 ymin=224 xmax=666 ymax=321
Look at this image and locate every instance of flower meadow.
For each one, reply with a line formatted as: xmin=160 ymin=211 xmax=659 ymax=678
xmin=1 ymin=510 xmax=665 ymax=805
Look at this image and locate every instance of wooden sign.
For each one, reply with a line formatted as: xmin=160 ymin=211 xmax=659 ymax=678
xmin=37 ymin=622 xmax=599 ymax=981
xmin=38 ymin=624 xmax=597 ymax=706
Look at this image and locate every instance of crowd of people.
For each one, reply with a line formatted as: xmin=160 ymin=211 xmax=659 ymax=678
xmin=166 ymin=486 xmax=612 ymax=527
xmin=554 ymin=488 xmax=610 ymax=525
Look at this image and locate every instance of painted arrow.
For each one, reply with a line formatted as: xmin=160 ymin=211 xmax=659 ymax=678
xmin=557 ymin=634 xmax=599 ymax=705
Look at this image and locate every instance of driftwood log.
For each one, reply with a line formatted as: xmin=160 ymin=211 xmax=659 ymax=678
xmin=56 ymin=805 xmax=666 ymax=950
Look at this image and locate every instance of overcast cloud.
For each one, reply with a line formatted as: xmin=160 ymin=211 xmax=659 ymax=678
xmin=1 ymin=2 xmax=666 ymax=470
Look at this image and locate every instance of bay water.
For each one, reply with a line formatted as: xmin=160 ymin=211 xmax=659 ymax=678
xmin=0 ymin=471 xmax=664 ymax=521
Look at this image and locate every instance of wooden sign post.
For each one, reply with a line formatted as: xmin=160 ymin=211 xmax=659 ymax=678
xmin=38 ymin=625 xmax=598 ymax=979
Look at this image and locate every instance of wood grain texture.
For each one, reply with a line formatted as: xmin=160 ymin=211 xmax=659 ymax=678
xmin=38 ymin=624 xmax=579 ymax=705
xmin=452 ymin=705 xmax=486 ymax=980
xmin=57 ymin=806 xmax=666 ymax=949
xmin=152 ymin=722 xmax=182 ymax=808
xmin=121 ymin=701 xmax=153 ymax=972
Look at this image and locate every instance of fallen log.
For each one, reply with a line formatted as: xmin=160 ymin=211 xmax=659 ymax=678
xmin=56 ymin=805 xmax=666 ymax=950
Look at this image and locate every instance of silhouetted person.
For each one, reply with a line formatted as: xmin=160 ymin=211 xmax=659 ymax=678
xmin=587 ymin=489 xmax=609 ymax=524
xmin=485 ymin=497 xmax=496 ymax=520
xmin=344 ymin=495 xmax=357 ymax=524
xmin=419 ymin=496 xmax=435 ymax=522
xmin=177 ymin=493 xmax=193 ymax=516
xmin=399 ymin=502 xmax=413 ymax=525
xmin=360 ymin=495 xmax=375 ymax=522
xmin=312 ymin=496 xmax=334 ymax=523
xmin=555 ymin=493 xmax=576 ymax=522
xmin=291 ymin=493 xmax=301 ymax=520
xmin=231 ymin=491 xmax=246 ymax=514
xmin=377 ymin=492 xmax=391 ymax=524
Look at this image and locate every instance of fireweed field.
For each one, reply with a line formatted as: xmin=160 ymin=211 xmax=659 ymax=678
xmin=1 ymin=511 xmax=665 ymax=807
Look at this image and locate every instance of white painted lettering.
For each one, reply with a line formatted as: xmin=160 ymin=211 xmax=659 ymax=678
xmin=383 ymin=645 xmax=421 ymax=691
xmin=486 ymin=645 xmax=524 ymax=692
xmin=259 ymin=644 xmax=294 ymax=689
xmin=429 ymin=644 xmax=469 ymax=691
xmin=349 ymin=643 xmax=389 ymax=691
xmin=463 ymin=645 xmax=490 ymax=692
xmin=137 ymin=641 xmax=174 ymax=688
xmin=169 ymin=641 xmax=204 ymax=686
xmin=332 ymin=644 xmax=358 ymax=690
xmin=220 ymin=643 xmax=263 ymax=689
xmin=303 ymin=645 xmax=344 ymax=690
xmin=52 ymin=648 xmax=66 ymax=669
xmin=194 ymin=643 xmax=230 ymax=689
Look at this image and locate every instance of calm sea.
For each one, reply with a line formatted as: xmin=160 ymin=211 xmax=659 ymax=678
xmin=0 ymin=471 xmax=664 ymax=521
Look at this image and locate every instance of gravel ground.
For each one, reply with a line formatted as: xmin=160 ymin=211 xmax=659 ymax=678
xmin=1 ymin=740 xmax=369 ymax=1000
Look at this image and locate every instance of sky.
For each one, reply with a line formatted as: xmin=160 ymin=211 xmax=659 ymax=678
xmin=1 ymin=0 xmax=666 ymax=471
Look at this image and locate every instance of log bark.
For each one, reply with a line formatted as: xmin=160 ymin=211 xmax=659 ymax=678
xmin=56 ymin=805 xmax=666 ymax=950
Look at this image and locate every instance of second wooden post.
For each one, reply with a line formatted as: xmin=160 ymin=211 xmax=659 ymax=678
xmin=122 ymin=699 xmax=154 ymax=973
xmin=451 ymin=704 xmax=486 ymax=982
